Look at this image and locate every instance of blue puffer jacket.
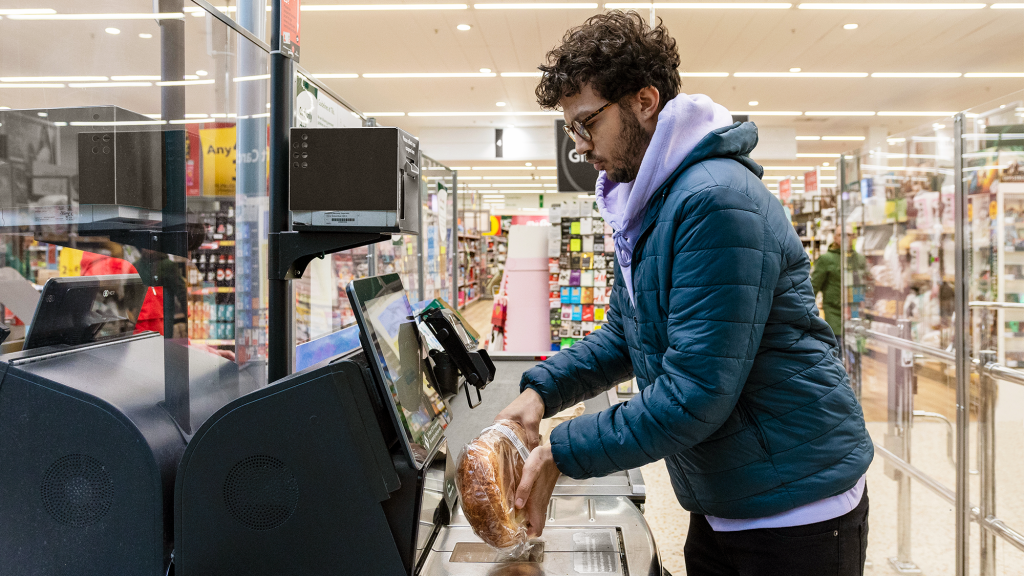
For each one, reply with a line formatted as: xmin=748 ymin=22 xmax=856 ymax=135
xmin=521 ymin=122 xmax=873 ymax=519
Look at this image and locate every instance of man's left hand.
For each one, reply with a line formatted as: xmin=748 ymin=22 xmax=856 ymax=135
xmin=514 ymin=444 xmax=561 ymax=538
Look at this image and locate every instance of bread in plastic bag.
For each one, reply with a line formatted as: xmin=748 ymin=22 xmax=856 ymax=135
xmin=455 ymin=419 xmax=533 ymax=558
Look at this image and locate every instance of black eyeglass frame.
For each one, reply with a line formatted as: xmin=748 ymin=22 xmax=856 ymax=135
xmin=562 ymin=100 xmax=617 ymax=143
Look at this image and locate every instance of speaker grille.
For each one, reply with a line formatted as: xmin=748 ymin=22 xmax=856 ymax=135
xmin=41 ymin=454 xmax=114 ymax=527
xmin=224 ymin=456 xmax=299 ymax=531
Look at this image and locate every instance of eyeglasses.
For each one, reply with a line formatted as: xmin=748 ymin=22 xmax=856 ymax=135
xmin=562 ymin=101 xmax=616 ymax=143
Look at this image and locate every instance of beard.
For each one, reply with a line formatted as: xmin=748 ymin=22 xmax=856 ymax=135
xmin=605 ymin=105 xmax=651 ymax=183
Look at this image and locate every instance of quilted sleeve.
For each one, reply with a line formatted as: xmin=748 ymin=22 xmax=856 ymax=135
xmin=519 ymin=279 xmax=633 ymax=419
xmin=549 ymin=187 xmax=780 ymax=478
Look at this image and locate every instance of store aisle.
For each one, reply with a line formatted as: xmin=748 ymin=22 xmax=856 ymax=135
xmin=461 ymin=298 xmax=494 ymax=338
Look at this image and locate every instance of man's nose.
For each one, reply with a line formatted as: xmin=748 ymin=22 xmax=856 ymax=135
xmin=575 ymin=136 xmax=594 ymax=158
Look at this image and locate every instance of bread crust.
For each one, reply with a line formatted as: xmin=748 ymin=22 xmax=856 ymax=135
xmin=456 ymin=420 xmax=529 ymax=552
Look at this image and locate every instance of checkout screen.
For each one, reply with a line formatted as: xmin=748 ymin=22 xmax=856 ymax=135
xmin=349 ymin=275 xmax=450 ymax=467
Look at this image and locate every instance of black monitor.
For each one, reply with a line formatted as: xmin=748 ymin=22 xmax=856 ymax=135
xmin=347 ymin=274 xmax=451 ymax=469
xmin=24 ymin=274 xmax=148 ymax=350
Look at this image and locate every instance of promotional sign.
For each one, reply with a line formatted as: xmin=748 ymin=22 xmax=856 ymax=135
xmin=280 ymin=0 xmax=300 ymax=61
xmin=779 ymin=178 xmax=792 ymax=204
xmin=804 ymin=169 xmax=820 ymax=195
xmin=200 ymin=126 xmax=237 ymax=197
xmin=555 ymin=120 xmax=599 ymax=193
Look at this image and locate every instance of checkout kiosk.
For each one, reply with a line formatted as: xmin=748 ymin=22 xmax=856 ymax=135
xmin=176 ymin=273 xmax=661 ymax=576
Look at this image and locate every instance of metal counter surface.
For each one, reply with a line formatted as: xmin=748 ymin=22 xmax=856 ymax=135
xmin=444 ymin=359 xmax=644 ymax=500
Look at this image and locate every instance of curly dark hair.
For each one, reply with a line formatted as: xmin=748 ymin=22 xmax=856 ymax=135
xmin=536 ymin=11 xmax=681 ymax=110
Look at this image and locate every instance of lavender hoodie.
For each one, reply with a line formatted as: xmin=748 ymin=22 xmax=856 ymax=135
xmin=594 ymin=93 xmax=734 ymax=306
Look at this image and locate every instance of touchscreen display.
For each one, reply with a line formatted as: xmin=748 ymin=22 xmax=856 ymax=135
xmin=348 ymin=274 xmax=451 ymax=468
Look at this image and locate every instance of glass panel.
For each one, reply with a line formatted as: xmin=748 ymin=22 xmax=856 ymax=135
xmin=841 ymin=119 xmax=961 ymax=573
xmin=422 ymin=156 xmax=455 ymax=304
xmin=962 ymin=92 xmax=1024 ymax=575
xmin=0 ymin=2 xmax=271 ymax=392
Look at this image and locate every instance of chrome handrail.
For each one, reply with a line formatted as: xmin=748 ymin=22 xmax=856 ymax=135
xmin=874 ymin=446 xmax=1024 ymax=554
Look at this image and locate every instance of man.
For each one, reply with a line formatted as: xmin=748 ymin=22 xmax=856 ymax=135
xmin=495 ymin=11 xmax=873 ymax=575
xmin=812 ymin=229 xmax=868 ymax=339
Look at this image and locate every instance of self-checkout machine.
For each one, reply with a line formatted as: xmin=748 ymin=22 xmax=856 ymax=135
xmin=171 ymin=108 xmax=660 ymax=573
xmin=0 ymin=105 xmax=259 ymax=576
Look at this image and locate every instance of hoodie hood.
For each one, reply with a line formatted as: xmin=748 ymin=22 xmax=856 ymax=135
xmin=595 ymin=93 xmax=735 ymax=303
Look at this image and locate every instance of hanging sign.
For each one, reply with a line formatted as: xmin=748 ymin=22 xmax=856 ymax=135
xmin=804 ymin=169 xmax=820 ymax=195
xmin=280 ymin=0 xmax=301 ymax=61
xmin=779 ymin=178 xmax=792 ymax=204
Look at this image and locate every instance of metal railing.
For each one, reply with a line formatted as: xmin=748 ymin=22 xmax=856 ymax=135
xmin=847 ymin=321 xmax=1024 ymax=571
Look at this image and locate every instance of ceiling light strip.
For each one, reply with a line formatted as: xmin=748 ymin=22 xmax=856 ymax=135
xmin=501 ymin=72 xmax=543 ymax=77
xmin=0 ymin=9 xmax=57 ymax=15
xmin=605 ymin=3 xmax=792 ymax=8
xmin=680 ymin=72 xmax=730 ymax=77
xmin=0 ymin=83 xmax=65 ymax=88
xmin=363 ymin=72 xmax=496 ymax=78
xmin=1 ymin=76 xmax=107 ymax=82
xmin=302 ymin=4 xmax=469 ymax=10
xmin=111 ymin=75 xmax=161 ymax=81
xmin=734 ymin=72 xmax=868 ymax=78
xmin=731 ymin=110 xmax=802 ymax=115
xmin=69 ymin=82 xmax=152 ymax=88
xmin=964 ymin=72 xmax=1024 ymax=77
xmin=871 ymin=72 xmax=963 ymax=78
xmin=314 ymin=73 xmax=360 ymax=78
xmin=877 ymin=111 xmax=956 ymax=116
xmin=407 ymin=111 xmax=561 ymax=116
xmin=475 ymin=3 xmax=599 ymax=8
xmin=233 ymin=74 xmax=270 ymax=83
xmin=8 ymin=12 xmax=186 ymax=20
xmin=797 ymin=3 xmax=985 ymax=9
xmin=804 ymin=111 xmax=875 ymax=116
xmin=156 ymin=79 xmax=216 ymax=86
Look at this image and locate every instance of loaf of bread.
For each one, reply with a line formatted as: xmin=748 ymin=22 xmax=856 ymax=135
xmin=455 ymin=419 xmax=532 ymax=557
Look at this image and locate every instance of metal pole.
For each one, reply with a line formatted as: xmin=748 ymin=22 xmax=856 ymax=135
xmin=953 ymin=111 xmax=971 ymax=576
xmin=451 ymin=170 xmax=459 ymax=307
xmin=979 ymin=350 xmax=998 ymax=576
xmin=268 ymin=0 xmax=292 ymax=382
xmin=888 ymin=318 xmax=921 ymax=574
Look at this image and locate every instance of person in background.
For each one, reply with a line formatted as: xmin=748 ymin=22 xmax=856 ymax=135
xmin=495 ymin=11 xmax=873 ymax=576
xmin=811 ymin=229 xmax=867 ymax=339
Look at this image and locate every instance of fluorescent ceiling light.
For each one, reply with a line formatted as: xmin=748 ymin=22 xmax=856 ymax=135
xmin=964 ymin=72 xmax=1024 ymax=77
xmin=303 ymin=4 xmax=469 ymax=10
xmin=871 ymin=72 xmax=962 ymax=78
xmin=111 ymin=75 xmax=161 ymax=81
xmin=480 ymin=68 xmax=491 ymax=73
xmin=407 ymin=111 xmax=560 ymax=116
xmin=139 ymin=33 xmax=153 ymax=39
xmin=731 ymin=110 xmax=802 ymax=115
xmin=363 ymin=72 xmax=495 ymax=78
xmin=196 ymin=70 xmax=209 ymax=77
xmin=313 ymin=73 xmax=359 ymax=78
xmin=365 ymin=112 xmax=406 ymax=116
xmin=184 ymin=75 xmax=200 ymax=80
xmin=496 ymin=101 xmax=506 ymax=107
xmin=877 ymin=111 xmax=956 ymax=116
xmin=789 ymin=68 xmax=801 ymax=73
xmin=680 ymin=72 xmax=730 ymax=77
xmin=822 ymin=136 xmax=865 ymax=140
xmin=483 ymin=176 xmax=537 ymax=180
xmin=763 ymin=166 xmax=815 ymax=170
xmin=992 ymin=3 xmax=1024 ymax=7
xmin=605 ymin=3 xmax=792 ymax=8
xmin=748 ymin=101 xmax=759 ymax=106
xmin=105 ymin=27 xmax=120 ymax=34
xmin=734 ymin=72 xmax=868 ymax=77
xmin=795 ymin=136 xmax=821 ymax=140
xmin=805 ymin=111 xmax=875 ymax=116
xmin=0 ymin=9 xmax=57 ymax=15
xmin=2 ymin=76 xmax=107 ymax=82
xmin=475 ymin=3 xmax=599 ymax=8
xmin=501 ymin=72 xmax=542 ymax=78
xmin=69 ymin=81 xmax=152 ymax=88
xmin=8 ymin=12 xmax=186 ymax=20
xmin=796 ymin=153 xmax=841 ymax=158
xmin=0 ymin=83 xmax=65 ymax=88
xmin=70 ymin=120 xmax=167 ymax=126
xmin=798 ymin=3 xmax=985 ymax=9
xmin=471 ymin=166 xmax=550 ymax=170
xmin=156 ymin=79 xmax=215 ymax=86
xmin=843 ymin=23 xmax=858 ymax=29
xmin=233 ymin=74 xmax=270 ymax=82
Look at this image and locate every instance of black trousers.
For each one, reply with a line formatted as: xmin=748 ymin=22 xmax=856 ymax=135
xmin=682 ymin=487 xmax=869 ymax=576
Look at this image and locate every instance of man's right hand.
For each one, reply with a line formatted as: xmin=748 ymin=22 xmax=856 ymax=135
xmin=494 ymin=388 xmax=546 ymax=450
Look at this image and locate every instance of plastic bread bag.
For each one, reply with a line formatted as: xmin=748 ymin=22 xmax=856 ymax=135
xmin=455 ymin=419 xmax=534 ymax=559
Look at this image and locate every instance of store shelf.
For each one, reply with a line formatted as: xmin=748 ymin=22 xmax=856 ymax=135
xmin=189 ymin=287 xmax=235 ymax=295
xmin=191 ymin=339 xmax=234 ymax=346
xmin=459 ymin=233 xmax=481 ymax=240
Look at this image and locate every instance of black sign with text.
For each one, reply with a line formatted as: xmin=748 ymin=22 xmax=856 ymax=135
xmin=555 ymin=120 xmax=599 ymax=193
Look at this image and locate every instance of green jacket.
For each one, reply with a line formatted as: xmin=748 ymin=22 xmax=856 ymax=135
xmin=811 ymin=244 xmax=848 ymax=336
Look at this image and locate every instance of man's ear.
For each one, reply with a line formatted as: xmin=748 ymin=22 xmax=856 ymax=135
xmin=636 ymin=86 xmax=661 ymax=123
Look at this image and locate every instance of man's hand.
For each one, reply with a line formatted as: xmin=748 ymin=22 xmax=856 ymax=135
xmin=494 ymin=388 xmax=545 ymax=450
xmin=514 ymin=444 xmax=561 ymax=538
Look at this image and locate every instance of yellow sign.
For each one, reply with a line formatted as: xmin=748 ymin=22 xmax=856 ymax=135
xmin=200 ymin=126 xmax=237 ymax=197
xmin=482 ymin=215 xmax=500 ymax=236
xmin=58 ymin=247 xmax=83 ymax=277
